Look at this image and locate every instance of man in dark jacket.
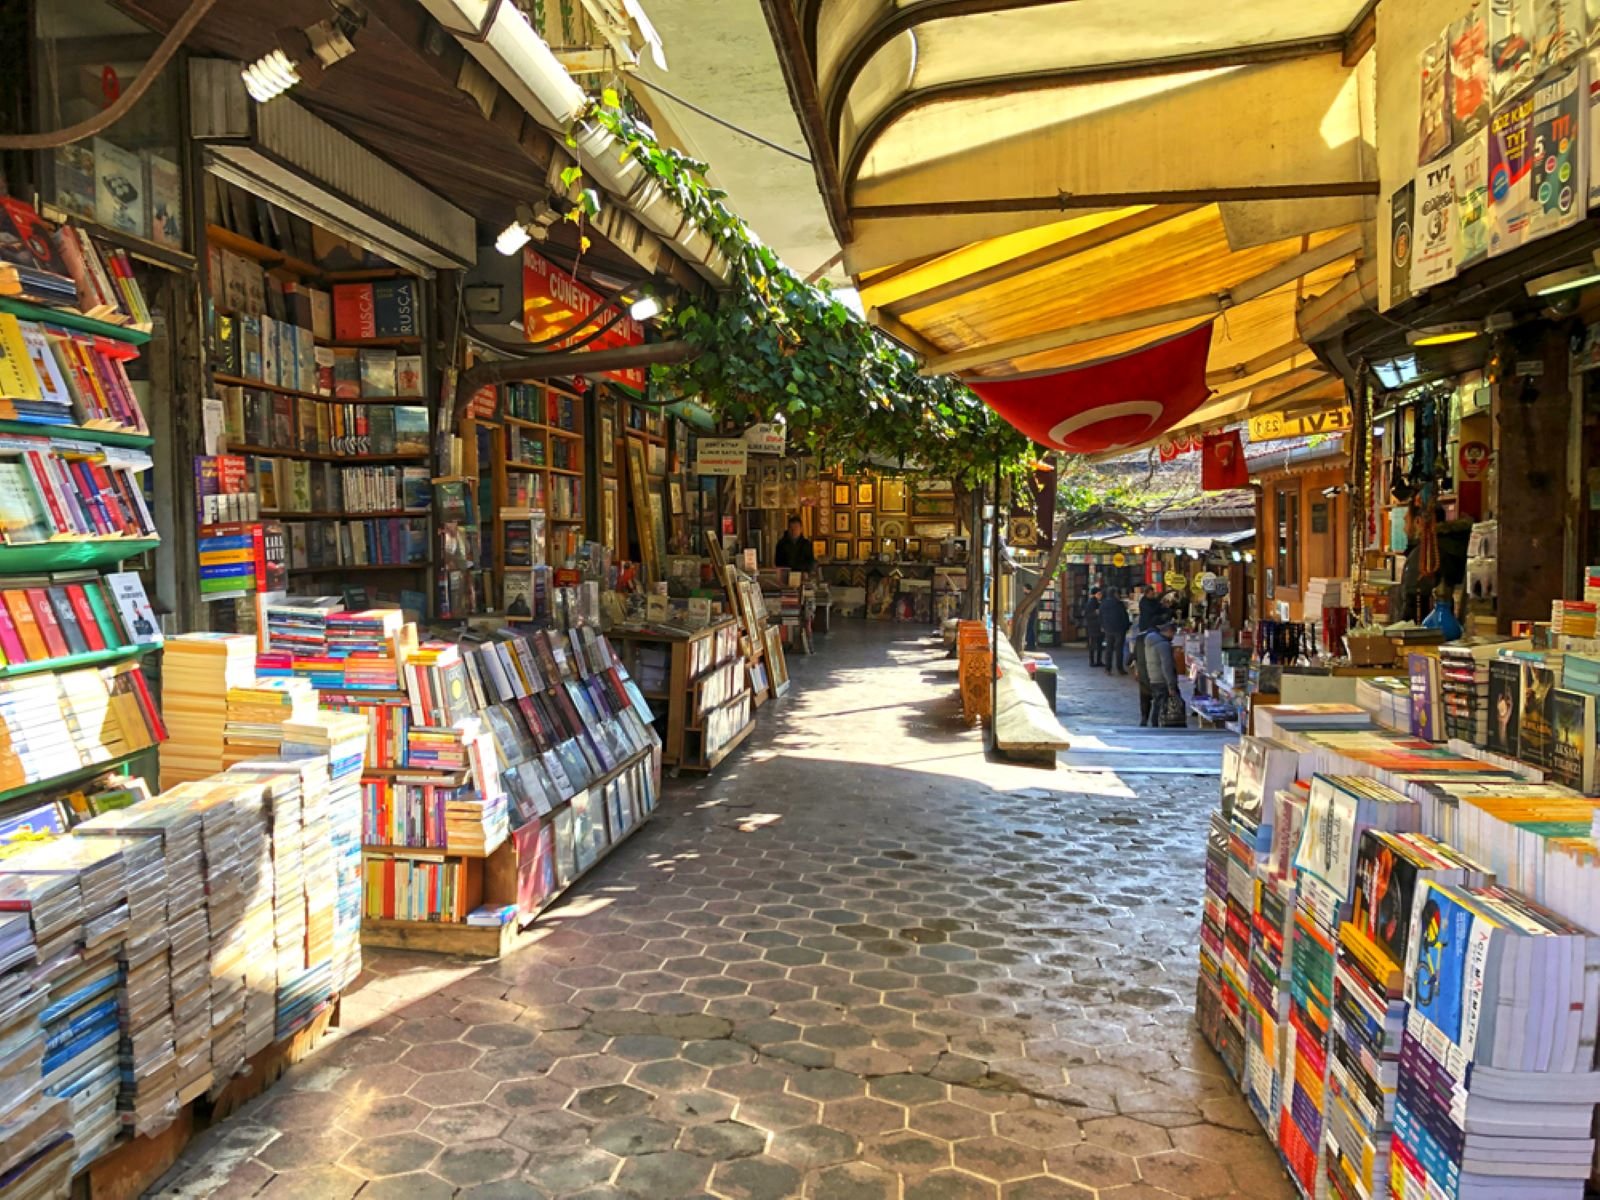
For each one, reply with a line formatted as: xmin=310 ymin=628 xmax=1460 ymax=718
xmin=774 ymin=516 xmax=815 ymax=575
xmin=1138 ymin=587 xmax=1166 ymax=632
xmin=1081 ymin=586 xmax=1104 ymax=666
xmin=1141 ymin=617 xmax=1182 ymax=724
xmin=1101 ymin=588 xmax=1131 ymax=674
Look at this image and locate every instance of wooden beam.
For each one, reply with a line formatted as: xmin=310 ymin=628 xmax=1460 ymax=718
xmin=883 ymin=205 xmax=1200 ymax=316
xmin=1202 ymin=365 xmax=1329 ymax=418
xmin=869 ymin=309 xmax=945 ymax=360
xmin=924 ymin=230 xmax=1363 ymax=375
xmin=856 ymin=184 xmax=1378 ymax=222
xmin=1343 ymin=0 xmax=1379 ymax=66
xmin=759 ymin=0 xmax=854 ymax=243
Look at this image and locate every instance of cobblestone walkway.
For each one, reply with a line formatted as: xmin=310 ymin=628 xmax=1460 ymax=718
xmin=155 ymin=624 xmax=1292 ymax=1199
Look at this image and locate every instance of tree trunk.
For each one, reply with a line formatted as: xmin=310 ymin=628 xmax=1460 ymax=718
xmin=1008 ymin=534 xmax=1070 ymax=652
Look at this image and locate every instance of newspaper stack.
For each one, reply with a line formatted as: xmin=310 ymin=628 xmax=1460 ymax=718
xmin=226 ymin=761 xmax=308 ymax=987
xmin=79 ymin=798 xmax=212 ymax=1105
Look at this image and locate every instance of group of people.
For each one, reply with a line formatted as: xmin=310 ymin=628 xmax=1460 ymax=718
xmin=1078 ymin=584 xmax=1184 ymax=727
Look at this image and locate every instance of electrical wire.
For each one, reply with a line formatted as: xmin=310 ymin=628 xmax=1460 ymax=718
xmin=0 ymin=0 xmax=219 ymax=150
xmin=625 ymin=74 xmax=812 ymax=164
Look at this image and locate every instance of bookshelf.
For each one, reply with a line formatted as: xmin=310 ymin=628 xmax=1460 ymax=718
xmin=200 ymin=182 xmax=434 ymax=616
xmin=610 ymin=619 xmax=754 ymax=771
xmin=0 ymin=296 xmax=152 ymax=346
xmin=491 ymin=381 xmax=587 ymax=600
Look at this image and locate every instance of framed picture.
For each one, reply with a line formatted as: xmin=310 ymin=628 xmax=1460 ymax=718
xmin=669 ymin=480 xmax=684 ymax=515
xmin=912 ymin=493 xmax=956 ymax=517
xmin=856 ymin=539 xmax=875 ymax=560
xmin=602 ymin=477 xmax=619 ymax=550
xmin=858 ymin=511 xmax=874 ymax=538
xmin=600 ymin=415 xmax=616 ymax=468
xmin=833 ymin=539 xmax=851 ymax=560
xmin=856 ymin=481 xmax=875 ymax=507
xmin=880 ymin=478 xmax=907 ymax=514
xmin=833 ymin=511 xmax=852 ymax=534
xmin=913 ymin=521 xmax=956 ymax=539
xmin=811 ymin=539 xmax=827 ymax=562
xmin=906 ymin=537 xmax=921 ymax=556
xmin=833 ymin=482 xmax=852 ymax=506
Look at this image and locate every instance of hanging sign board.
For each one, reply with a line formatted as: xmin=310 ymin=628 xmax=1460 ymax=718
xmin=522 ymin=248 xmax=645 ymax=389
xmin=1248 ymin=407 xmax=1353 ymax=444
xmin=693 ymin=439 xmax=748 ymax=476
xmin=744 ymin=423 xmax=786 ymax=454
xmin=1411 ymin=156 xmax=1457 ymax=292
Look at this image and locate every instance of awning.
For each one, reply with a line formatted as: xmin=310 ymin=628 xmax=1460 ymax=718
xmin=764 ymin=1 xmax=1377 ymax=443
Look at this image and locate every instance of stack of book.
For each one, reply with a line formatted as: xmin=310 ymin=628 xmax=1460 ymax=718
xmin=1437 ymin=643 xmax=1496 ymax=745
xmin=0 ymin=663 xmax=163 ymax=794
xmin=1325 ymin=832 xmax=1490 ymax=1200
xmin=1196 ymin=807 xmax=1242 ymax=1080
xmin=1395 ymin=882 xmax=1600 ymax=1199
xmin=1280 ymin=774 xmax=1421 ymax=1196
xmin=222 ymin=679 xmax=317 ymax=767
xmin=0 ymin=316 xmax=147 ymax=432
xmin=105 ymin=832 xmax=176 ymax=1136
xmin=224 ymin=762 xmax=308 ymax=993
xmin=159 ymin=634 xmax=257 ymax=787
xmin=263 ymin=597 xmax=343 ymax=657
xmin=1551 ymin=598 xmax=1597 ymax=638
xmin=0 ymin=574 xmax=151 ymax=671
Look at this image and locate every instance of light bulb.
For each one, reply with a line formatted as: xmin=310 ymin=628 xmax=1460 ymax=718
xmin=242 ymin=49 xmax=302 ymax=103
xmin=495 ymin=222 xmax=532 ymax=256
xmin=629 ymin=296 xmax=662 ymax=321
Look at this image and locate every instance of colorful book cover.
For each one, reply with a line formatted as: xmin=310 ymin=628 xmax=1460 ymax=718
xmin=1526 ymin=64 xmax=1584 ymax=243
xmin=1488 ymin=90 xmax=1539 ymax=256
xmin=144 ymin=153 xmax=183 ymax=249
xmin=92 ymin=138 xmax=146 ymax=238
xmin=1549 ymin=686 xmax=1596 ymax=792
xmin=1404 ymin=884 xmax=1476 ymax=1049
xmin=103 ymin=571 xmax=161 ymax=646
xmin=1518 ymin=661 xmax=1557 ymax=769
xmin=1487 ymin=657 xmax=1521 ymax=755
xmin=1450 ymin=3 xmax=1492 ymax=139
xmin=1408 ymin=652 xmax=1442 ymax=743
xmin=52 ymin=144 xmax=96 ymax=221
xmin=1419 ymin=33 xmax=1452 ymax=164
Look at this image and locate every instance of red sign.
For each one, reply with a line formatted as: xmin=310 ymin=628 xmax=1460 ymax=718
xmin=968 ymin=323 xmax=1216 ymax=455
xmin=1201 ymin=430 xmax=1249 ymax=491
xmin=1458 ymin=439 xmax=1490 ymax=519
xmin=522 ymin=249 xmax=644 ymax=390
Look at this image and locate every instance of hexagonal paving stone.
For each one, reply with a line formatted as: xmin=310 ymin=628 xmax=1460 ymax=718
xmin=736 ymin=1092 xmax=823 ymax=1132
xmin=952 ymin=1136 xmax=1047 ymax=1182
xmin=788 ymin=1068 xmax=864 ymax=1102
xmin=487 ymin=1076 xmax=571 ymax=1113
xmin=680 ymin=1119 xmax=768 ymax=1159
xmin=257 ymin=1164 xmax=365 ymax=1198
xmin=863 ymin=1131 xmax=953 ymax=1173
xmin=591 ymin=1115 xmax=679 ymax=1156
xmin=398 ymin=1041 xmax=481 ymax=1074
xmin=654 ymin=1088 xmax=737 ymax=1125
xmin=340 ymin=1132 xmax=442 ymax=1178
xmin=358 ymin=1171 xmax=459 ymax=1200
xmin=409 ymin=1068 xmax=494 ymax=1107
xmin=571 ymin=1084 xmax=655 ymax=1119
xmin=550 ymin=1055 xmax=634 ymax=1088
xmin=999 ymin=1180 xmax=1093 ymax=1200
xmin=993 ymin=1108 xmax=1081 ymax=1151
xmin=768 ymin=1123 xmax=858 ymax=1169
xmin=1134 ymin=1149 xmax=1238 ymax=1198
xmin=903 ymin=1169 xmax=1000 ymax=1200
xmin=684 ymin=1038 xmax=754 ymax=1068
xmin=818 ymin=1096 xmax=906 ymax=1138
xmin=337 ymin=1095 xmax=430 ymax=1139
xmin=708 ymin=1062 xmax=791 ymax=1098
xmin=869 ymin=1073 xmax=946 ymax=1106
xmin=613 ymin=1149 xmax=711 ymax=1198
xmin=433 ymin=1140 xmax=528 ymax=1187
xmin=417 ymin=1104 xmax=511 ymax=1143
xmin=632 ymin=1059 xmax=708 ymax=1092
xmin=522 ymin=1145 xmax=620 ymax=1193
xmin=610 ymin=1034 xmax=684 ymax=1062
xmin=908 ymin=1101 xmax=992 ymax=1141
xmin=711 ymin=1155 xmax=805 ymax=1200
xmin=806 ymin=1161 xmax=898 ymax=1200
xmin=1080 ymin=1116 xmax=1172 ymax=1157
xmin=1043 ymin=1143 xmax=1138 ymax=1190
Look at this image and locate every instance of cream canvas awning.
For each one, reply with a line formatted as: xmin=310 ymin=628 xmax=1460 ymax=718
xmin=764 ymin=0 xmax=1379 ymax=441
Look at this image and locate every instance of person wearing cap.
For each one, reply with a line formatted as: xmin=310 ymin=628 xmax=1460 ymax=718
xmin=1140 ymin=616 xmax=1183 ymax=726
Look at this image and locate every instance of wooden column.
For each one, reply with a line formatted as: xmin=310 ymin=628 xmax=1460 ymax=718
xmin=1493 ymin=324 xmax=1573 ymax=632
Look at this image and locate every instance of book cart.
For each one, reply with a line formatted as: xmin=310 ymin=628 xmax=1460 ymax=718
xmin=610 ymin=618 xmax=758 ymax=773
xmin=200 ymin=189 xmax=435 ymax=613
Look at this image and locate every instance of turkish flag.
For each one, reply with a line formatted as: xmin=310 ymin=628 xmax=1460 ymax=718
xmin=967 ymin=323 xmax=1216 ymax=455
xmin=1201 ymin=429 xmax=1249 ymax=491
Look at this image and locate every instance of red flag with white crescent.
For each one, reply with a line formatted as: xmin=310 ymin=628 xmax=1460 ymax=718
xmin=967 ymin=323 xmax=1216 ymax=455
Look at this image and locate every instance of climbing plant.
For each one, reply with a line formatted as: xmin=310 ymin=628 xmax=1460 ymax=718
xmin=583 ymin=95 xmax=1032 ymax=490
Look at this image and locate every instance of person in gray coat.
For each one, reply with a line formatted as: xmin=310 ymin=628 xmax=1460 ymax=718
xmin=1141 ymin=618 xmax=1182 ymax=725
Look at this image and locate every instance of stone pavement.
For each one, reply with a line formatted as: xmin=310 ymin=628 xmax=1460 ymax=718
xmin=153 ymin=622 xmax=1293 ymax=1199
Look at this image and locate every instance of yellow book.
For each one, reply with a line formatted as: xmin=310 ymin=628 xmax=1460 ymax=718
xmin=0 ymin=314 xmax=43 ymax=402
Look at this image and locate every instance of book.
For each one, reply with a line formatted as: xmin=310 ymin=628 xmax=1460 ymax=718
xmin=92 ymin=139 xmax=147 ymax=238
xmin=1486 ymin=657 xmax=1521 ymax=757
xmin=103 ymin=573 xmax=161 ymax=646
xmin=1548 ymin=687 xmax=1596 ymax=793
xmin=1517 ymin=661 xmax=1557 ymax=771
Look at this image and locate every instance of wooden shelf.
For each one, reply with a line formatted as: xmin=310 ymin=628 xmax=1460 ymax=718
xmin=289 ymin=562 xmax=427 ymax=574
xmin=503 ymin=416 xmax=548 ymax=432
xmin=265 ymin=510 xmax=429 ymax=520
xmin=0 ymin=538 xmax=158 ymax=572
xmin=0 ymin=420 xmax=153 ymax=449
xmin=0 ymin=296 xmax=150 ymax=345
xmin=360 ymin=916 xmax=515 ymax=957
xmin=549 ymin=516 xmax=584 ymax=524
xmin=228 ymin=443 xmax=428 ymax=464
xmin=322 ymin=267 xmax=411 ymax=282
xmin=685 ymin=716 xmax=755 ymax=773
xmin=505 ymin=460 xmax=548 ymax=471
xmin=207 ymin=224 xmax=322 ymax=279
xmin=547 ymin=466 xmax=582 ymax=477
xmin=319 ymin=336 xmax=422 ymax=348
xmin=213 ymin=373 xmax=428 ymax=406
xmin=548 ymin=427 xmax=582 ymax=439
xmin=361 ymin=843 xmax=495 ymax=860
xmin=0 ymin=745 xmax=155 ymax=815
xmin=625 ymin=429 xmax=666 ymax=444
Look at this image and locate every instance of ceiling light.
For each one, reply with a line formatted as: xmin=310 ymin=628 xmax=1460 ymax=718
xmin=1231 ymin=550 xmax=1242 ymax=562
xmin=495 ymin=222 xmax=532 ymax=256
xmin=1373 ymin=355 xmax=1422 ymax=389
xmin=1407 ymin=322 xmax=1482 ymax=347
xmin=629 ymin=296 xmax=662 ymax=321
xmin=1527 ymin=259 xmax=1600 ymax=297
xmin=242 ymin=1 xmax=366 ymax=105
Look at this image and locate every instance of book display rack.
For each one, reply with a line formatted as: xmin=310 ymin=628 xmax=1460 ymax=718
xmin=200 ymin=180 xmax=433 ymax=607
xmin=611 ymin=618 xmax=755 ymax=771
xmin=492 ymin=381 xmax=587 ymax=584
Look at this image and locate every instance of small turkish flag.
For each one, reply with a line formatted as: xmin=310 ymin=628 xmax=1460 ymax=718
xmin=1201 ymin=429 xmax=1249 ymax=491
xmin=967 ymin=323 xmax=1216 ymax=455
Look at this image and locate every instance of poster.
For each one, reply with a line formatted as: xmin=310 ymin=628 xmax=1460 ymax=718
xmin=92 ymin=137 xmax=145 ymax=237
xmin=1535 ymin=0 xmax=1588 ymax=72
xmin=1388 ymin=182 xmax=1415 ymax=308
xmin=1454 ymin=129 xmax=1492 ymax=267
xmin=1451 ymin=4 xmax=1492 ymax=139
xmin=1412 ymin=156 xmax=1458 ymax=291
xmin=1492 ymin=0 xmax=1538 ymax=102
xmin=1527 ymin=64 xmax=1585 ymax=240
xmin=1488 ymin=90 xmax=1538 ymax=255
xmin=1420 ymin=34 xmax=1452 ymax=163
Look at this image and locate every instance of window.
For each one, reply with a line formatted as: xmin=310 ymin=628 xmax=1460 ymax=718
xmin=1276 ymin=487 xmax=1300 ymax=589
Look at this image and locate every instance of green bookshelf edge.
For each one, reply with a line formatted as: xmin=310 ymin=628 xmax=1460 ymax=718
xmin=0 ymin=745 xmax=154 ymax=813
xmin=0 ymin=642 xmax=156 ymax=681
xmin=0 ymin=296 xmax=152 ymax=345
xmin=0 ymin=538 xmax=159 ymax=572
xmin=0 ymin=420 xmax=154 ymax=449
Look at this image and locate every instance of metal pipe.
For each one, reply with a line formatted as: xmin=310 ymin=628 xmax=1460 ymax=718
xmin=454 ymin=340 xmax=695 ymax=414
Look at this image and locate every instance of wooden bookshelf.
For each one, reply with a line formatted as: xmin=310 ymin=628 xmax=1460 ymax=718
xmin=491 ymin=381 xmax=587 ymax=601
xmin=205 ymin=223 xmax=322 ymax=279
xmin=610 ymin=620 xmax=751 ymax=770
xmin=227 ymin=443 xmax=426 ymax=464
xmin=289 ymin=562 xmax=427 ymax=575
xmin=265 ymin=510 xmax=427 ymax=520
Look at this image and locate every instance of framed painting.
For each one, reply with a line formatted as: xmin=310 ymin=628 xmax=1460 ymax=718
xmin=856 ymin=539 xmax=875 ymax=560
xmin=906 ymin=537 xmax=921 ymax=556
xmin=858 ymin=511 xmax=874 ymax=538
xmin=833 ymin=539 xmax=851 ymax=560
xmin=600 ymin=414 xmax=616 ymax=468
xmin=912 ymin=493 xmax=956 ymax=517
xmin=833 ymin=482 xmax=852 ymax=506
xmin=833 ymin=511 xmax=852 ymax=534
xmin=811 ymin=539 xmax=827 ymax=562
xmin=913 ymin=521 xmax=956 ymax=539
xmin=880 ymin=477 xmax=907 ymax=514
xmin=856 ymin=481 xmax=875 ymax=507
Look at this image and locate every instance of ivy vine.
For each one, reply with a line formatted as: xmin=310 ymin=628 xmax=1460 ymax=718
xmin=583 ymin=95 xmax=1033 ymax=490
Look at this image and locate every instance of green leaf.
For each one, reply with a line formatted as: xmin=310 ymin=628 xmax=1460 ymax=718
xmin=559 ymin=165 xmax=583 ymax=189
xmin=602 ymin=87 xmax=620 ymax=109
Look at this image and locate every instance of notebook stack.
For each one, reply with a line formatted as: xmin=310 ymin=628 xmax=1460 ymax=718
xmin=281 ymin=712 xmax=367 ymax=990
xmin=1394 ymin=883 xmax=1600 ymax=1200
xmin=1281 ymin=775 xmax=1421 ymax=1196
xmin=78 ymin=798 xmax=212 ymax=1105
xmin=0 ymin=881 xmax=61 ymax=1196
xmin=222 ymin=679 xmax=317 ymax=767
xmin=1325 ymin=832 xmax=1491 ymax=1200
xmin=159 ymin=634 xmax=257 ymax=787
xmin=224 ymin=762 xmax=307 ymax=990
xmin=103 ymin=834 xmax=176 ymax=1136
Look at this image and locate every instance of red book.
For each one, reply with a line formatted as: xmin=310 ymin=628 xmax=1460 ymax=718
xmin=125 ymin=666 xmax=167 ymax=741
xmin=64 ymin=586 xmax=106 ymax=652
xmin=332 ymin=284 xmax=377 ymax=341
xmin=25 ymin=588 xmax=68 ymax=658
xmin=0 ymin=597 xmax=27 ymax=664
xmin=22 ymin=451 xmax=68 ymax=535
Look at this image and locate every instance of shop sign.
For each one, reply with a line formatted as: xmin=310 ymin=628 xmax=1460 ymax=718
xmin=1111 ymin=552 xmax=1127 ymax=567
xmin=1247 ymin=407 xmax=1352 ymax=444
xmin=744 ymin=423 xmax=786 ymax=454
xmin=1459 ymin=441 xmax=1490 ymax=479
xmin=522 ymin=248 xmax=645 ymax=389
xmin=1166 ymin=571 xmax=1188 ymax=592
xmin=693 ymin=439 xmax=748 ymax=476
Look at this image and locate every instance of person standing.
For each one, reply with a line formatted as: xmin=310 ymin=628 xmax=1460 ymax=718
xmin=1141 ymin=617 xmax=1183 ymax=725
xmin=1100 ymin=587 xmax=1131 ymax=674
xmin=774 ymin=515 xmax=815 ymax=575
xmin=1081 ymin=585 xmax=1104 ymax=667
xmin=1138 ymin=586 xmax=1166 ymax=632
